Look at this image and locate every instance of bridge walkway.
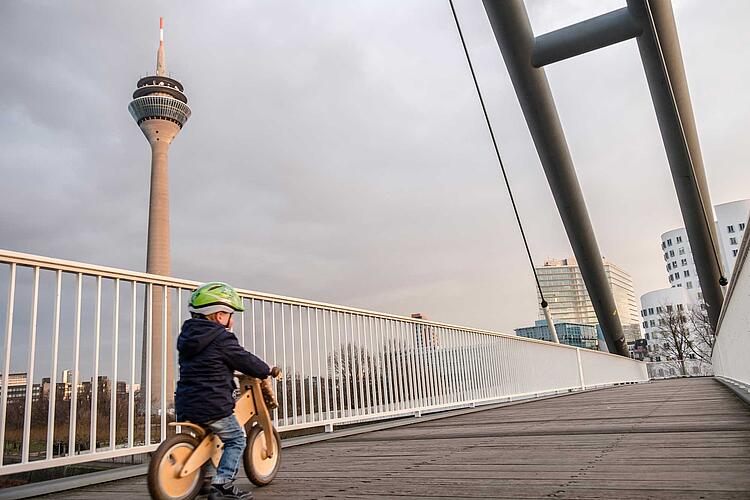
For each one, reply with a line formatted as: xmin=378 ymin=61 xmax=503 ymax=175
xmin=40 ymin=378 xmax=750 ymax=499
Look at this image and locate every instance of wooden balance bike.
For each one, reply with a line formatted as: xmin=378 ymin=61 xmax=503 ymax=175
xmin=147 ymin=372 xmax=282 ymax=500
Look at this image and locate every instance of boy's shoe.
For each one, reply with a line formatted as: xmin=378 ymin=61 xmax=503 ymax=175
xmin=208 ymin=483 xmax=253 ymax=500
xmin=199 ymin=478 xmax=212 ymax=495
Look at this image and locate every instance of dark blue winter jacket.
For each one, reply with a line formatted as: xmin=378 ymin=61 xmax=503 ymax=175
xmin=175 ymin=318 xmax=270 ymax=424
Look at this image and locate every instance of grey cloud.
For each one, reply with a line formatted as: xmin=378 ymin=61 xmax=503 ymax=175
xmin=2 ymin=0 xmax=749 ymax=336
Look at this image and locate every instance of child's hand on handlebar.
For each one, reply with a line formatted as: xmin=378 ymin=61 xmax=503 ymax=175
xmin=269 ymin=366 xmax=283 ymax=380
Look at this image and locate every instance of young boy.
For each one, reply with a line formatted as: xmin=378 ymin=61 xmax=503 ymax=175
xmin=175 ymin=282 xmax=278 ymax=500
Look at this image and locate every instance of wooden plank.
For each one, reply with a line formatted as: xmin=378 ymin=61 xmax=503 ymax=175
xmin=34 ymin=378 xmax=750 ymax=499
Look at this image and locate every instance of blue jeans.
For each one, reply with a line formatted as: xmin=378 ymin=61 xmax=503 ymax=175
xmin=207 ymin=414 xmax=246 ymax=485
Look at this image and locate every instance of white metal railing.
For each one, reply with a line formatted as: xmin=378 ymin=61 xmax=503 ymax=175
xmin=0 ymin=249 xmax=648 ymax=475
xmin=713 ymin=214 xmax=750 ymax=389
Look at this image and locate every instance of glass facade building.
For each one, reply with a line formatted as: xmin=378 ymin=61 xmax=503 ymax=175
xmin=515 ymin=320 xmax=599 ymax=350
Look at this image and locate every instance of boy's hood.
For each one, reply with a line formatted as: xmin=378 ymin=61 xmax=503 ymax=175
xmin=177 ymin=318 xmax=226 ymax=357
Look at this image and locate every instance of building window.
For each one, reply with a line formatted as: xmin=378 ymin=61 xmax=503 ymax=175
xmin=733 ymin=249 xmax=739 ymax=257
xmin=686 ymin=282 xmax=693 ymax=289
xmin=681 ymin=259 xmax=687 ymax=266
xmin=740 ymin=223 xmax=746 ymax=231
xmin=677 ymin=304 xmax=684 ymax=311
xmin=666 ymin=305 xmax=673 ymax=312
xmin=667 ymin=263 xmax=671 ymax=271
xmin=648 ymin=307 xmax=654 ymax=315
xmin=664 ymin=252 xmax=669 ymax=261
xmin=669 ymin=250 xmax=675 ymax=257
xmin=676 ymin=283 xmax=682 ymax=287
xmin=667 ymin=238 xmax=672 ymax=246
xmin=679 ymin=248 xmax=685 ymax=255
xmin=730 ymin=237 xmax=738 ymax=245
xmin=669 ymin=275 xmax=673 ymax=282
xmin=728 ymin=225 xmax=735 ymax=233
xmin=676 ymin=236 xmax=682 ymax=243
xmin=650 ymin=320 xmax=656 ymax=327
xmin=656 ymin=306 xmax=663 ymax=313
xmin=662 ymin=241 xmax=666 ymax=250
xmin=642 ymin=321 xmax=648 ymax=328
xmin=672 ymin=261 xmax=677 ymax=268
xmin=684 ymin=270 xmax=690 ymax=277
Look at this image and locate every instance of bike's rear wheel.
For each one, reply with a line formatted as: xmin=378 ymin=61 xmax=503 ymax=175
xmin=147 ymin=433 xmax=205 ymax=500
xmin=243 ymin=425 xmax=281 ymax=486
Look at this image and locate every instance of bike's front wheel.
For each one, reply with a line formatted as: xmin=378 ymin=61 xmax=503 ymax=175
xmin=243 ymin=425 xmax=281 ymax=486
xmin=147 ymin=433 xmax=205 ymax=500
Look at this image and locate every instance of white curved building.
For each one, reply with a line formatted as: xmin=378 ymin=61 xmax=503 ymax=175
xmin=660 ymin=227 xmax=696 ymax=288
xmin=640 ymin=287 xmax=692 ymax=360
xmin=715 ymin=199 xmax=750 ymax=280
xmin=642 ymin=199 xmax=750 ymax=364
xmin=659 ymin=199 xmax=750 ymax=300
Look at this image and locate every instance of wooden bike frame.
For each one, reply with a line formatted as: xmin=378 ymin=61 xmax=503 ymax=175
xmin=169 ymin=375 xmax=277 ymax=478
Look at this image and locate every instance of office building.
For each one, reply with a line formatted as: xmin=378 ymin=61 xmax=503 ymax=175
xmin=0 ymin=373 xmax=28 ymax=400
xmin=536 ymin=258 xmax=642 ymax=342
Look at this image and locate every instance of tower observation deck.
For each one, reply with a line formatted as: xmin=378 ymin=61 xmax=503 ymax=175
xmin=128 ymin=20 xmax=191 ymax=133
xmin=128 ymin=75 xmax=191 ymax=128
xmin=128 ymin=17 xmax=189 ymax=410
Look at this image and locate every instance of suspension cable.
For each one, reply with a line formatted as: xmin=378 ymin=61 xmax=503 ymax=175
xmin=643 ymin=0 xmax=727 ymax=286
xmin=447 ymin=0 xmax=549 ymax=306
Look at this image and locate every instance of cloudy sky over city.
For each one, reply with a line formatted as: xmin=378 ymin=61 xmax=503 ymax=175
xmin=2 ymin=0 xmax=749 ymax=334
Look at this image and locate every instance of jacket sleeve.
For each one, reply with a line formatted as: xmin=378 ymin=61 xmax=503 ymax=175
xmin=220 ymin=333 xmax=271 ymax=378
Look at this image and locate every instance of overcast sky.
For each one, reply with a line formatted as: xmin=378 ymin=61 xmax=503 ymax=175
xmin=1 ymin=0 xmax=749 ymax=335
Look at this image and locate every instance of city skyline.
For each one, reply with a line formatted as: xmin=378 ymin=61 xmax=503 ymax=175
xmin=1 ymin=1 xmax=750 ymax=336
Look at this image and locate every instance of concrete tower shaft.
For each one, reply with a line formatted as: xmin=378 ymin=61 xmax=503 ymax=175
xmin=142 ymin=119 xmax=180 ymax=276
xmin=128 ymin=17 xmax=190 ymax=410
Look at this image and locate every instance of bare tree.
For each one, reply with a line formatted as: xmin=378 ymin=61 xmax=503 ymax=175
xmin=685 ymin=305 xmax=716 ymax=363
xmin=327 ymin=342 xmax=375 ymax=412
xmin=653 ymin=304 xmax=691 ymax=376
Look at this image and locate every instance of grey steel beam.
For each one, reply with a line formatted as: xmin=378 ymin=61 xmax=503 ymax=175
xmin=532 ymin=7 xmax=642 ymax=68
xmin=628 ymin=0 xmax=725 ymax=330
xmin=481 ymin=0 xmax=629 ymax=357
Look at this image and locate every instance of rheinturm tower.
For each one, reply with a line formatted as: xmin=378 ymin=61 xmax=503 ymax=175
xmin=128 ymin=17 xmax=190 ymax=409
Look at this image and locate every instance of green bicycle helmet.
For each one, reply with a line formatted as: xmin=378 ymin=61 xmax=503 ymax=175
xmin=188 ymin=282 xmax=245 ymax=316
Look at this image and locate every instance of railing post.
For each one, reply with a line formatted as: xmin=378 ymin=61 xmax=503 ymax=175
xmin=22 ymin=266 xmax=40 ymax=463
xmin=0 ymin=263 xmax=16 ymax=466
xmin=576 ymin=348 xmax=586 ymax=390
xmin=46 ymin=270 xmax=62 ymax=460
xmin=69 ymin=273 xmax=83 ymax=457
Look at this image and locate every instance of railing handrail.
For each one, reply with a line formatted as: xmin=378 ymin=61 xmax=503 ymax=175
xmin=0 ymin=248 xmax=639 ymax=360
xmin=0 ymin=248 xmax=648 ymax=476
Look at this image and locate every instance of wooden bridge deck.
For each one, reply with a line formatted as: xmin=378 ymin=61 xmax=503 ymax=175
xmin=39 ymin=378 xmax=750 ymax=499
